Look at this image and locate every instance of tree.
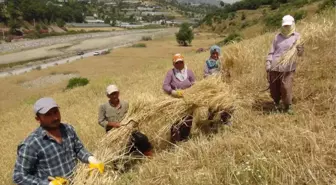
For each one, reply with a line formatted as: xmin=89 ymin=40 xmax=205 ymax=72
xmin=220 ymin=1 xmax=225 ymax=7
xmin=0 ymin=4 xmax=9 ymax=23
xmin=271 ymin=1 xmax=280 ymax=10
xmin=56 ymin=18 xmax=66 ymax=27
xmin=175 ymin=23 xmax=194 ymax=46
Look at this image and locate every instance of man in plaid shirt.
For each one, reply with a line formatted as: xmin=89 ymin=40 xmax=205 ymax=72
xmin=13 ymin=97 xmax=104 ymax=185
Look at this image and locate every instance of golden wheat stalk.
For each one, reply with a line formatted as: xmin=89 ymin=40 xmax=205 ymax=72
xmin=278 ymin=20 xmax=334 ymax=65
xmin=71 ymin=76 xmax=241 ymax=184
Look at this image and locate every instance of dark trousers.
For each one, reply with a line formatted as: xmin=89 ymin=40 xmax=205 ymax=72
xmin=269 ymin=71 xmax=294 ymax=106
xmin=170 ymin=116 xmax=193 ymax=143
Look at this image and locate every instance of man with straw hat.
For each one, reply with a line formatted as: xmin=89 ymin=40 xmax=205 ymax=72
xmin=266 ymin=15 xmax=304 ymax=114
xmin=98 ymin=84 xmax=129 ymax=133
xmin=163 ymin=53 xmax=196 ymax=98
xmin=13 ymin=97 xmax=104 ymax=185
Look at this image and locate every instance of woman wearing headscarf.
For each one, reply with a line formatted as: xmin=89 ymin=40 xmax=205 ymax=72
xmin=204 ymin=45 xmax=221 ymax=78
xmin=162 ymin=53 xmax=195 ymax=143
xmin=163 ymin=53 xmax=196 ymax=98
xmin=266 ymin=15 xmax=304 ymax=114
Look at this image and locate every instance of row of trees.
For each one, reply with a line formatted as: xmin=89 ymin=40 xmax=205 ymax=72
xmin=202 ymin=0 xmax=323 ymax=27
xmin=0 ymin=0 xmax=88 ymax=28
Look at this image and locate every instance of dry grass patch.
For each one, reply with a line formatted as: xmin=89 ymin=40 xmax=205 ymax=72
xmin=0 ymin=33 xmax=220 ymax=184
xmin=0 ymin=9 xmax=335 ymax=184
xmin=70 ymin=9 xmax=335 ymax=185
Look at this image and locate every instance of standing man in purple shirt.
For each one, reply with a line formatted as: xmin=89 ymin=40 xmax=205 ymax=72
xmin=163 ymin=53 xmax=196 ymax=98
xmin=163 ymin=53 xmax=195 ymax=143
xmin=266 ymin=15 xmax=304 ymax=114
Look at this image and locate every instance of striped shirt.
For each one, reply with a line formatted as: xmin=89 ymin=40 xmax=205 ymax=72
xmin=13 ymin=123 xmax=92 ymax=185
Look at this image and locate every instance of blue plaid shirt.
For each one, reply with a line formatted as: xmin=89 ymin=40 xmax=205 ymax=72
xmin=13 ymin=123 xmax=92 ymax=185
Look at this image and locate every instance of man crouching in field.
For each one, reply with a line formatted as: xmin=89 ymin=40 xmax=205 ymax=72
xmin=98 ymin=84 xmax=129 ymax=133
xmin=98 ymin=85 xmax=153 ymax=157
xmin=13 ymin=97 xmax=104 ymax=185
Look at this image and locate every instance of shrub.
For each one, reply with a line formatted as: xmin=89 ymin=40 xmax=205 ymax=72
xmin=66 ymin=77 xmax=89 ymax=89
xmin=293 ymin=10 xmax=307 ymax=21
xmin=142 ymin=36 xmax=152 ymax=41
xmin=229 ymin=21 xmax=236 ymax=26
xmin=317 ymin=0 xmax=335 ymax=13
xmin=240 ymin=21 xmax=250 ymax=29
xmin=262 ymin=9 xmax=267 ymax=15
xmin=9 ymin=20 xmax=21 ymax=35
xmin=292 ymin=0 xmax=308 ymax=7
xmin=42 ymin=24 xmax=48 ymax=30
xmin=217 ymin=32 xmax=242 ymax=46
xmin=264 ymin=12 xmax=286 ymax=29
xmin=271 ymin=2 xmax=280 ymax=10
xmin=175 ymin=23 xmax=194 ymax=46
xmin=35 ymin=24 xmax=41 ymax=31
xmin=56 ymin=18 xmax=66 ymax=27
xmin=132 ymin=43 xmax=147 ymax=48
xmin=241 ymin=12 xmax=246 ymax=20
xmin=24 ymin=31 xmax=42 ymax=39
xmin=228 ymin=12 xmax=236 ymax=20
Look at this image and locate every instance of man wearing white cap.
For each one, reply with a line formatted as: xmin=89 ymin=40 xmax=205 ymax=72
xmin=13 ymin=97 xmax=104 ymax=185
xmin=98 ymin=84 xmax=129 ymax=132
xmin=266 ymin=15 xmax=304 ymax=114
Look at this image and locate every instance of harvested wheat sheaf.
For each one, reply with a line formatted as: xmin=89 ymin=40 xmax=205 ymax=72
xmin=72 ymin=76 xmax=243 ymax=184
xmin=278 ymin=19 xmax=334 ymax=65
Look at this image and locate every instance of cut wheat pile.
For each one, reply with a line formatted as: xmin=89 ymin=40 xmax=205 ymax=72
xmin=278 ymin=19 xmax=334 ymax=65
xmin=71 ymin=76 xmax=244 ymax=184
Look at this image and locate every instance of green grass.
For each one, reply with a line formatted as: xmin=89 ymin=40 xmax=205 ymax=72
xmin=66 ymin=77 xmax=89 ymax=89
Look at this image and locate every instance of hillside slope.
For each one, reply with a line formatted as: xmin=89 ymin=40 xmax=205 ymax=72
xmin=0 ymin=7 xmax=334 ymax=185
xmin=198 ymin=0 xmax=331 ymax=39
xmin=69 ymin=8 xmax=335 ymax=185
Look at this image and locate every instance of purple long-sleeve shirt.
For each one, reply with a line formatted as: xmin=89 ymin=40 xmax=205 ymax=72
xmin=163 ymin=69 xmax=196 ymax=94
xmin=266 ymin=32 xmax=300 ymax=72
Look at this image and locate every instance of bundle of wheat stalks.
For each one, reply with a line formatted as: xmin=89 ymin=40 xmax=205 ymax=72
xmin=278 ymin=19 xmax=334 ymax=65
xmin=71 ymin=76 xmax=241 ymax=184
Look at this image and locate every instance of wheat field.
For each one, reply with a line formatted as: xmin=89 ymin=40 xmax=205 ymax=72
xmin=0 ymin=9 xmax=335 ymax=185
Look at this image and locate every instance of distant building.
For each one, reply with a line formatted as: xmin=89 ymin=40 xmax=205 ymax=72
xmin=85 ymin=16 xmax=104 ymax=24
xmin=190 ymin=3 xmax=201 ymax=7
xmin=141 ymin=12 xmax=171 ymax=16
xmin=104 ymin=2 xmax=117 ymax=6
xmin=135 ymin=16 xmax=142 ymax=21
xmin=137 ymin=7 xmax=154 ymax=11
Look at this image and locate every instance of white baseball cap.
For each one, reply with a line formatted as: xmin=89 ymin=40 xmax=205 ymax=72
xmin=106 ymin=84 xmax=119 ymax=95
xmin=34 ymin=97 xmax=59 ymax=114
xmin=282 ymin=15 xmax=295 ymax=26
